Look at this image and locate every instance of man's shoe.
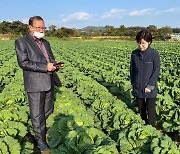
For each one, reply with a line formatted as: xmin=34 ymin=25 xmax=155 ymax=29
xmin=37 ymin=141 xmax=49 ymax=152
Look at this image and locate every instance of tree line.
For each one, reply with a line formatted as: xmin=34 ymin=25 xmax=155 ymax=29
xmin=0 ymin=20 xmax=180 ymax=40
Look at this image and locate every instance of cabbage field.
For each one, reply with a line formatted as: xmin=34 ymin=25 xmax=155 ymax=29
xmin=0 ymin=40 xmax=180 ymax=154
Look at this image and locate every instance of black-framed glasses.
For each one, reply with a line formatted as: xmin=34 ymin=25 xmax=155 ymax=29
xmin=32 ymin=26 xmax=46 ymax=30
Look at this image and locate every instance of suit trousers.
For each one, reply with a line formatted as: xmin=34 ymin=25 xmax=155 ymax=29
xmin=136 ymin=97 xmax=156 ymax=127
xmin=27 ymin=87 xmax=54 ymax=142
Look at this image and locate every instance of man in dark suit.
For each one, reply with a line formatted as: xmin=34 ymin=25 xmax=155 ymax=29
xmin=15 ymin=16 xmax=63 ymax=152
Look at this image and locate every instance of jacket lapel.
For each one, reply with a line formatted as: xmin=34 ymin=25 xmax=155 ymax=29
xmin=26 ymin=34 xmax=44 ymax=57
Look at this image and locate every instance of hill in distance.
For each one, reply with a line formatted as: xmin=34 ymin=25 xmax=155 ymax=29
xmin=79 ymin=26 xmax=106 ymax=33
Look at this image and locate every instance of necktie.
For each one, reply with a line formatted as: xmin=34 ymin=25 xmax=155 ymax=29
xmin=36 ymin=40 xmax=50 ymax=63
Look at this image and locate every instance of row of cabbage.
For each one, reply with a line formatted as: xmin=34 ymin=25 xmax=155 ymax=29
xmin=50 ymin=40 xmax=180 ymax=134
xmin=0 ymin=40 xmax=179 ymax=153
xmin=0 ymin=41 xmax=33 ymax=154
xmin=44 ymin=46 xmax=180 ymax=153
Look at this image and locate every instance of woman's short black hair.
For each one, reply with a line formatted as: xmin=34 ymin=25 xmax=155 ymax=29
xmin=136 ymin=30 xmax=153 ymax=44
xmin=29 ymin=16 xmax=44 ymax=26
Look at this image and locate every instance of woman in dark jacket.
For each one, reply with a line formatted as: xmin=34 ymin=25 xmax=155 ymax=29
xmin=130 ymin=30 xmax=160 ymax=126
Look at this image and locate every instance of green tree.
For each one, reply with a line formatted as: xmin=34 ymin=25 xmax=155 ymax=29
xmin=0 ymin=21 xmax=11 ymax=34
xmin=55 ymin=27 xmax=77 ymax=38
xmin=49 ymin=25 xmax=57 ymax=31
xmin=117 ymin=25 xmax=126 ymax=36
xmin=46 ymin=25 xmax=57 ymax=36
xmin=11 ymin=21 xmax=28 ymax=35
xmin=147 ymin=25 xmax=158 ymax=35
xmin=0 ymin=20 xmax=28 ymax=36
xmin=159 ymin=26 xmax=173 ymax=40
xmin=105 ymin=25 xmax=116 ymax=36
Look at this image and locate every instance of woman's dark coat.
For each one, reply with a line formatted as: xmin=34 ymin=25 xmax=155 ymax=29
xmin=130 ymin=46 xmax=160 ymax=98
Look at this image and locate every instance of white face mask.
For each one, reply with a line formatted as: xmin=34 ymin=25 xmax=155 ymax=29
xmin=34 ymin=32 xmax=45 ymax=39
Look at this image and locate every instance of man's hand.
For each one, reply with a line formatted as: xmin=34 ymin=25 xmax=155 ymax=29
xmin=47 ymin=63 xmax=56 ymax=72
xmin=145 ymin=88 xmax=151 ymax=93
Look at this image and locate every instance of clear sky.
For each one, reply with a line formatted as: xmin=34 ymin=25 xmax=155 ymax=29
xmin=0 ymin=0 xmax=179 ymax=29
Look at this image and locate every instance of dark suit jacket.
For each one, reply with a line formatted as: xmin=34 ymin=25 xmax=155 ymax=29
xmin=15 ymin=34 xmax=58 ymax=92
